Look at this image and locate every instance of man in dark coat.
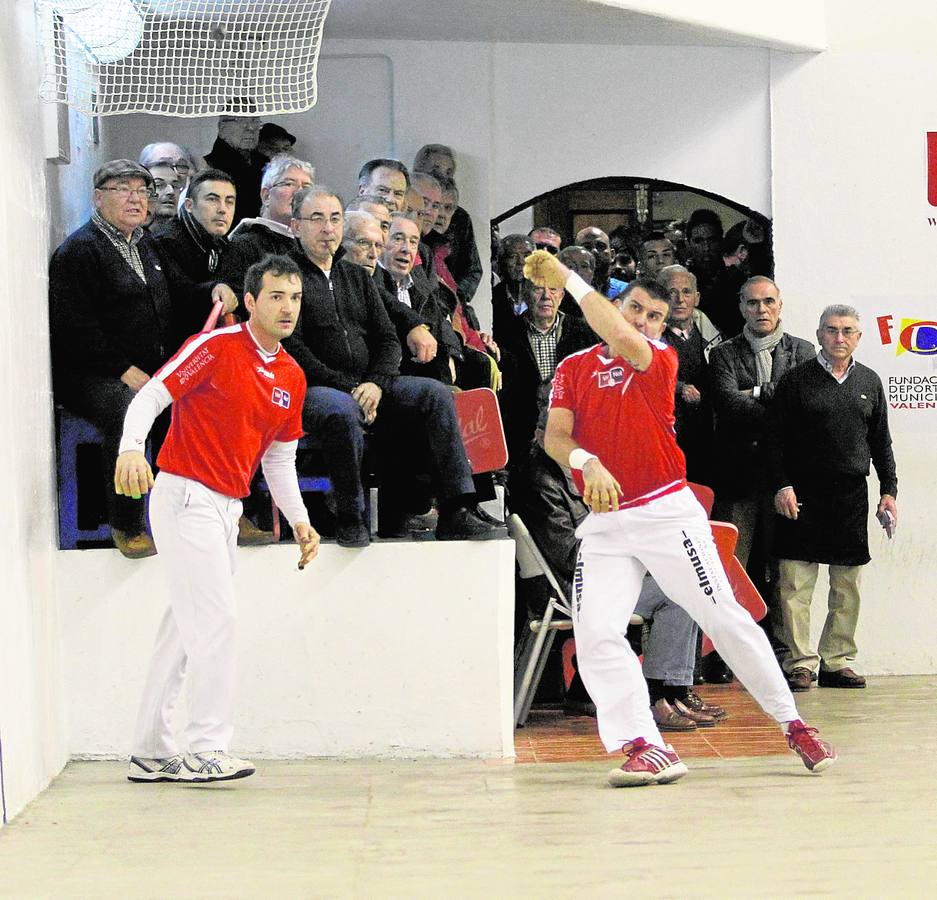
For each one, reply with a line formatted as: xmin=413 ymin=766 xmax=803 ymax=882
xmin=203 ymin=113 xmax=265 ymax=226
xmin=282 ymin=187 xmax=499 ymax=547
xmin=766 ymin=304 xmax=897 ymax=692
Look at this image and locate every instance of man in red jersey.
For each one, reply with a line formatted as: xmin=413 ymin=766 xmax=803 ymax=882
xmin=524 ymin=250 xmax=836 ymax=787
xmin=114 ymin=254 xmax=320 ymax=785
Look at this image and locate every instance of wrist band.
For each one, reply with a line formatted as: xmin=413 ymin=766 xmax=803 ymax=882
xmin=569 ymin=448 xmax=598 ymax=471
xmin=565 ymin=271 xmax=592 ymax=305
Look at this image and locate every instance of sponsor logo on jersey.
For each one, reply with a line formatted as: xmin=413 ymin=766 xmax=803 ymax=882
xmin=682 ymin=530 xmax=715 ymax=600
xmin=256 ymin=365 xmax=274 ymax=380
xmin=271 ymin=387 xmax=291 ymax=409
xmin=597 ymin=366 xmax=625 ymax=388
xmin=176 ymin=347 xmax=214 ymax=385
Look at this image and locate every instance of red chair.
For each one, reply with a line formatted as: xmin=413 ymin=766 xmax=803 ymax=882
xmin=700 ymin=520 xmax=768 ymax=655
xmin=687 ymin=481 xmax=715 ymax=516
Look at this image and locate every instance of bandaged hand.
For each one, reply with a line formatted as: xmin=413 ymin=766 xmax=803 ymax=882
xmin=523 ymin=249 xmax=569 ymax=291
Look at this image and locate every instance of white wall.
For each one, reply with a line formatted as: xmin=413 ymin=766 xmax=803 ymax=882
xmin=770 ymin=0 xmax=937 ymax=673
xmin=60 ymin=542 xmax=516 ymax=759
xmin=0 ymin=2 xmax=68 ymax=826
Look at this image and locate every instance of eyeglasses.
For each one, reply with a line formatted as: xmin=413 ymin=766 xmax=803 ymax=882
xmin=295 ymin=214 xmax=343 ymax=226
xmin=534 ymin=242 xmax=558 ymax=255
xmin=98 ymin=185 xmax=157 ymax=200
xmin=822 ymin=326 xmax=860 ymax=337
xmin=352 ymin=238 xmax=383 ymax=251
xmin=272 ymin=179 xmax=311 ymax=191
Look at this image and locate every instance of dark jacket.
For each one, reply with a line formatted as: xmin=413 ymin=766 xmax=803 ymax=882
xmin=436 ymin=206 xmax=483 ymax=306
xmin=153 ymin=217 xmax=222 ymax=343
xmin=203 ymin=137 xmax=265 ymax=225
xmin=373 ymin=264 xmax=463 ymax=384
xmin=498 ymin=312 xmax=597 ymax=468
xmin=215 ymin=219 xmax=298 ymax=303
xmin=708 ymin=332 xmax=815 ymax=497
xmin=282 ymin=252 xmax=401 ymax=392
xmin=49 ymin=220 xmax=173 ymax=385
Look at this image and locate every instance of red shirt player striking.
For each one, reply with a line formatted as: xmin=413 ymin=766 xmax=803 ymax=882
xmin=115 ymin=254 xmax=319 ymax=785
xmin=523 ymin=249 xmax=836 ymax=787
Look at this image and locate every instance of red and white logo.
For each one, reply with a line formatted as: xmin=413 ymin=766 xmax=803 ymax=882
xmin=597 ymin=366 xmax=626 ymax=388
xmin=271 ymin=387 xmax=291 ymax=409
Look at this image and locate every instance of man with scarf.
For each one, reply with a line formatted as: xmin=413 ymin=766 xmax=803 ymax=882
xmin=154 ymin=168 xmax=239 ymax=347
xmin=708 ymin=276 xmax=815 ymax=644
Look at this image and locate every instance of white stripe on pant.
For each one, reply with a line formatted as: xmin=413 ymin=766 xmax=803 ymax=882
xmin=132 ymin=472 xmax=242 ymax=758
xmin=573 ymin=487 xmax=800 ymax=753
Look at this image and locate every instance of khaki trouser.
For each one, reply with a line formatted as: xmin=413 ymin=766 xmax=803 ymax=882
xmin=777 ymin=559 xmax=863 ymax=674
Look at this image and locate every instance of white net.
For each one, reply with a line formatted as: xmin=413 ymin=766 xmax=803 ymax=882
xmin=36 ymin=0 xmax=332 ymax=117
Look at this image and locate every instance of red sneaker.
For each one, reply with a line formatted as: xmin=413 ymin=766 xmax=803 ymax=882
xmin=787 ymin=720 xmax=837 ymax=772
xmin=607 ymin=738 xmax=689 ymax=787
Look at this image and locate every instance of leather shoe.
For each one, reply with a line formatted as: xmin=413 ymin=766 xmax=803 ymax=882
xmin=112 ymin=529 xmax=157 ymax=559
xmin=787 ymin=667 xmax=813 ymax=692
xmin=818 ymin=667 xmax=866 ymax=688
xmin=651 ymin=698 xmax=696 ymax=732
xmin=681 ymin=690 xmax=728 ymax=721
xmin=672 ymin=697 xmax=716 ymax=727
xmin=337 ymin=522 xmax=370 ymax=548
xmin=435 ymin=506 xmax=502 ymax=541
xmin=237 ymin=515 xmax=276 ymax=547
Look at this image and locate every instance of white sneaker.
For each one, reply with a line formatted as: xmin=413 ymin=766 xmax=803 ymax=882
xmin=128 ymin=754 xmax=200 ymax=783
xmin=184 ymin=750 xmax=256 ymax=782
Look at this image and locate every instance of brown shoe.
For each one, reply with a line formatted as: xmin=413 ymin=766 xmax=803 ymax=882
xmin=818 ymin=667 xmax=866 ymax=688
xmin=673 ymin=697 xmax=716 ymax=727
xmin=651 ymin=698 xmax=697 ymax=732
xmin=682 ymin=689 xmax=728 ymax=721
xmin=787 ymin=667 xmax=813 ymax=692
xmin=112 ymin=529 xmax=157 ymax=559
xmin=237 ymin=515 xmax=276 ymax=547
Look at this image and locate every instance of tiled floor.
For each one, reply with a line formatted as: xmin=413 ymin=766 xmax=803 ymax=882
xmin=514 ymin=681 xmax=789 ymax=763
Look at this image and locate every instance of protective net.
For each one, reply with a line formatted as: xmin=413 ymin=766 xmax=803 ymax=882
xmin=36 ymin=0 xmax=332 ymax=117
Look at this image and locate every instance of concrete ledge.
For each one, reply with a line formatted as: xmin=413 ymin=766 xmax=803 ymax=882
xmin=57 ymin=540 xmax=515 ymax=759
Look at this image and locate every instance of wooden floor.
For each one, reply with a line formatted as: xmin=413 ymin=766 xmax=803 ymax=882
xmin=1 ymin=676 xmax=936 ymax=899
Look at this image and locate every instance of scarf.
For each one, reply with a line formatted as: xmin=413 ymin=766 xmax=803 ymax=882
xmin=179 ymin=205 xmax=228 ymax=273
xmin=744 ymin=322 xmax=785 ymax=386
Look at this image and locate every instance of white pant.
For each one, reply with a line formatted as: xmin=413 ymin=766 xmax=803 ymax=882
xmin=573 ymin=487 xmax=799 ymax=753
xmin=132 ymin=472 xmax=242 ymax=758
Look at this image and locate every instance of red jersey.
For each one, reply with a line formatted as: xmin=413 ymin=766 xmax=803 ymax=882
xmin=154 ymin=324 xmax=306 ymax=499
xmin=549 ymin=339 xmax=686 ymax=508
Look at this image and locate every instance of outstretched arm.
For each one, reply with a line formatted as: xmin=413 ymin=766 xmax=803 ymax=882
xmin=524 ymin=250 xmax=652 ymax=371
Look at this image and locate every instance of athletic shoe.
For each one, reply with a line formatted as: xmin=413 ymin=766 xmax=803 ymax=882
xmin=651 ymin=698 xmax=696 ymax=732
xmin=682 ymin=689 xmax=728 ymax=721
xmin=184 ymin=750 xmax=256 ymax=782
xmin=608 ymin=738 xmax=688 ymax=787
xmin=672 ymin=697 xmax=717 ymax=727
xmin=127 ymin=754 xmax=199 ymax=783
xmin=786 ymin=720 xmax=837 ymax=772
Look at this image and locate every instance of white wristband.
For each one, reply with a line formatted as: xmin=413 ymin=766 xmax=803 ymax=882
xmin=565 ymin=271 xmax=592 ymax=305
xmin=569 ymin=448 xmax=598 ymax=471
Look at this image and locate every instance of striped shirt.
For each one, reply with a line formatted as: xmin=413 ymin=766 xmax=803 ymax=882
xmin=526 ymin=310 xmax=565 ymax=381
xmin=92 ymin=211 xmax=147 ymax=283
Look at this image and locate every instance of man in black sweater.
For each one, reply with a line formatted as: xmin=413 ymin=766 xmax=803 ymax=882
xmin=282 ymin=187 xmax=499 ymax=547
xmin=49 ymin=160 xmax=172 ymax=558
xmin=766 ymin=304 xmax=898 ymax=692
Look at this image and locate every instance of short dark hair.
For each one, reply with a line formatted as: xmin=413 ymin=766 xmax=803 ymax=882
xmin=244 ymin=254 xmax=302 ymax=301
xmin=291 ymin=184 xmax=343 ymax=219
xmin=357 ymin=158 xmax=410 ymax=189
xmin=619 ymin=277 xmax=670 ymax=307
xmin=188 ymin=168 xmax=236 ymax=201
xmin=686 ymin=208 xmax=724 ymax=240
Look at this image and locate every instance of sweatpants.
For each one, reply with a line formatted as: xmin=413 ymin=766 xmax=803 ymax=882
xmin=131 ymin=472 xmax=241 ymax=758
xmin=572 ymin=486 xmax=799 ymax=753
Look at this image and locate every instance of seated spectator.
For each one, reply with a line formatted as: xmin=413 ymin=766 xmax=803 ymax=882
xmin=341 ymin=210 xmax=385 ymax=276
xmin=49 ymin=160 xmax=173 ymax=559
xmin=152 ymin=168 xmax=239 ymax=344
xmin=204 ymin=110 xmax=265 ymax=226
xmin=529 ymin=226 xmax=562 ymax=254
xmin=356 ymin=158 xmax=410 ymax=211
xmin=658 ymin=264 xmax=722 ymax=488
xmin=575 ymin=226 xmax=626 ymax=298
xmin=217 ymin=155 xmax=314 ymax=297
xmin=256 ymin=122 xmax=296 ymax=161
xmin=412 ymin=144 xmax=483 ymax=311
xmin=139 ymin=142 xmax=199 ymax=180
xmin=282 ymin=186 xmax=500 ymax=546
xmin=639 ymin=231 xmax=676 ymax=279
xmin=346 ymin=194 xmax=392 ymax=240
xmin=498 ymin=277 xmax=595 ymax=469
xmin=609 ymin=251 xmax=636 ymax=283
xmin=409 ymin=171 xmax=445 ymax=280
xmin=491 ymin=233 xmax=534 ymax=342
